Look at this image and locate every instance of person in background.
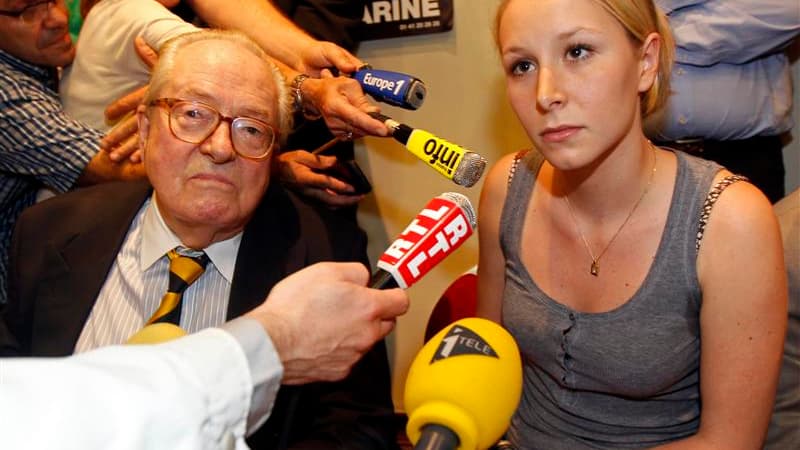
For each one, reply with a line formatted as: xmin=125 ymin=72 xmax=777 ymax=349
xmin=477 ymin=0 xmax=787 ymax=448
xmin=2 ymin=262 xmax=410 ymax=450
xmin=0 ymin=0 xmax=145 ymax=306
xmin=766 ymin=188 xmax=800 ymax=449
xmin=646 ymin=0 xmax=800 ymax=204
xmin=2 ymin=29 xmax=398 ymax=450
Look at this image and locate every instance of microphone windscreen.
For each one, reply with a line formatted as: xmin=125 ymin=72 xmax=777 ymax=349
xmin=404 ymin=318 xmax=522 ymax=450
xmin=126 ymin=323 xmax=187 ymax=345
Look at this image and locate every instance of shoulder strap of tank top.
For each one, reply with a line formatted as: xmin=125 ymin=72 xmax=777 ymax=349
xmin=695 ymin=174 xmax=749 ymax=252
xmin=507 ymin=149 xmax=544 ymax=187
xmin=499 ymin=149 xmax=545 ymax=254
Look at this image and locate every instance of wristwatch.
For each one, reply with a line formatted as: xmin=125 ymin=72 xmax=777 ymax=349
xmin=291 ymin=74 xmax=322 ymax=121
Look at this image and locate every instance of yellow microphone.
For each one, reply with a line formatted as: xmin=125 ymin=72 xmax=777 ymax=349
xmin=404 ymin=318 xmax=522 ymax=450
xmin=126 ymin=323 xmax=187 ymax=345
xmin=369 ymin=112 xmax=487 ymax=187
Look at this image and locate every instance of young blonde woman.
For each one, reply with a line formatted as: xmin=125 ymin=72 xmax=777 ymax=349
xmin=477 ymin=0 xmax=788 ymax=448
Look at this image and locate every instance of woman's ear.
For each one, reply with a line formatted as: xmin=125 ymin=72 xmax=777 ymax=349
xmin=638 ymin=32 xmax=661 ymax=94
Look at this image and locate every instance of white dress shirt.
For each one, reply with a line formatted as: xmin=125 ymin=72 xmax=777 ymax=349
xmin=0 ymin=317 xmax=283 ymax=450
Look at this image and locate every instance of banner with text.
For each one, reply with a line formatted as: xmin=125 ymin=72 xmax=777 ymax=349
xmin=359 ymin=0 xmax=454 ymax=41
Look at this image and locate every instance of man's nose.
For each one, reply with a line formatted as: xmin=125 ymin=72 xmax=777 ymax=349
xmin=42 ymin=1 xmax=69 ymax=29
xmin=200 ymin=121 xmax=237 ymax=163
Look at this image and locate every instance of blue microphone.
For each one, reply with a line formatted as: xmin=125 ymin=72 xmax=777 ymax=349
xmin=353 ymin=66 xmax=427 ymax=110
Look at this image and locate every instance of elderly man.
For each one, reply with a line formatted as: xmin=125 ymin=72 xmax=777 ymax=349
xmin=0 ymin=0 xmax=387 ymax=306
xmin=1 ymin=30 xmax=398 ymax=450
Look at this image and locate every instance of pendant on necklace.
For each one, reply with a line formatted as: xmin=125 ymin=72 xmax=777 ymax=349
xmin=590 ymin=260 xmax=599 ymax=276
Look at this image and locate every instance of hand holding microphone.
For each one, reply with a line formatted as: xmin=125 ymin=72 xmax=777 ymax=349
xmin=369 ymin=112 xmax=487 ymax=187
xmin=370 ymin=192 xmax=476 ymax=290
xmin=352 ymin=66 xmax=427 ymax=110
xmin=405 ymin=318 xmax=523 ymax=450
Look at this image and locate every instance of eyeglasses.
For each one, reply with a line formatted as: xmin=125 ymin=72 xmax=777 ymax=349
xmin=149 ymin=98 xmax=277 ymax=160
xmin=0 ymin=0 xmax=56 ymax=24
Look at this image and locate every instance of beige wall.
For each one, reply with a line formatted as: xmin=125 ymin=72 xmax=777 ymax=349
xmin=354 ymin=0 xmax=800 ymax=411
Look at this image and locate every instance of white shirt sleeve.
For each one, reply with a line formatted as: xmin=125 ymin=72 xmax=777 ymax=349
xmin=0 ymin=322 xmax=283 ymax=450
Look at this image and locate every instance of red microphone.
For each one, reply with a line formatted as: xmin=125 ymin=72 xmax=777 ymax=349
xmin=370 ymin=193 xmax=476 ymax=289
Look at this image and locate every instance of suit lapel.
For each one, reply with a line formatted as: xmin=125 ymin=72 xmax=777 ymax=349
xmin=228 ymin=185 xmax=306 ymax=319
xmin=33 ymin=182 xmax=152 ymax=355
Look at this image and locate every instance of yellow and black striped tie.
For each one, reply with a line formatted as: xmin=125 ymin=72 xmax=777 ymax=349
xmin=145 ymin=247 xmax=210 ymax=326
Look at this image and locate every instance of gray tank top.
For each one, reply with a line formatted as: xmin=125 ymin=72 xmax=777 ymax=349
xmin=500 ymin=150 xmax=721 ymax=448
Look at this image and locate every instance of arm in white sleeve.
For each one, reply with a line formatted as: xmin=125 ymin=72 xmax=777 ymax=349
xmin=0 ymin=321 xmax=283 ymax=450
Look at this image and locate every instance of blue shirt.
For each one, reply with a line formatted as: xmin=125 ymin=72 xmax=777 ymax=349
xmin=0 ymin=50 xmax=101 ymax=304
xmin=648 ymin=0 xmax=800 ymax=141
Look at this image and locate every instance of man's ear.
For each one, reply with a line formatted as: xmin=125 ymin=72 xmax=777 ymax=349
xmin=638 ymin=32 xmax=661 ymax=94
xmin=136 ymin=105 xmax=150 ymax=163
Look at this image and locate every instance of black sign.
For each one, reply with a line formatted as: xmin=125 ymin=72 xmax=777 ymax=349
xmin=430 ymin=324 xmax=498 ymax=364
xmin=359 ymin=0 xmax=454 ymax=41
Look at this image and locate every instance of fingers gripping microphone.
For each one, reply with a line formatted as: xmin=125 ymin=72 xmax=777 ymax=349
xmin=404 ymin=318 xmax=523 ymax=450
xmin=369 ymin=112 xmax=487 ymax=188
xmin=353 ymin=66 xmax=427 ymax=110
xmin=370 ymin=193 xmax=476 ymax=290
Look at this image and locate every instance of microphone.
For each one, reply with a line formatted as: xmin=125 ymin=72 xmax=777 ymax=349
xmin=353 ymin=66 xmax=427 ymax=110
xmin=370 ymin=192 xmax=476 ymax=290
xmin=404 ymin=318 xmax=523 ymax=450
xmin=369 ymin=112 xmax=487 ymax=187
xmin=126 ymin=323 xmax=187 ymax=345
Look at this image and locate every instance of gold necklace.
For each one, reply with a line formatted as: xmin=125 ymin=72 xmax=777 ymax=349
xmin=563 ymin=144 xmax=657 ymax=277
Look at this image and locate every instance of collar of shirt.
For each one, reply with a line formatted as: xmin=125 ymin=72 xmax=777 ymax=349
xmin=0 ymin=49 xmax=54 ymax=84
xmin=139 ymin=195 xmax=242 ymax=282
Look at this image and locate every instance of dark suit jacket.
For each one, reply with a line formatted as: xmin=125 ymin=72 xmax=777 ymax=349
xmin=0 ymin=180 xmax=398 ymax=450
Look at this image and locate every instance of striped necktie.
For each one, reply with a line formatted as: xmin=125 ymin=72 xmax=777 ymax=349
xmin=145 ymin=247 xmax=210 ymax=326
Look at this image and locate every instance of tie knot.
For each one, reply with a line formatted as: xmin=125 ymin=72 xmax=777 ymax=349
xmin=167 ymin=247 xmax=209 ymax=293
xmin=145 ymin=247 xmax=209 ymax=326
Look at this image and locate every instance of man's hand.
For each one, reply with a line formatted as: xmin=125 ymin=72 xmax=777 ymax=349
xmin=245 ymin=262 xmax=409 ymax=384
xmin=101 ymin=111 xmax=141 ymax=163
xmin=300 ymin=75 xmax=389 ymax=138
xmin=296 ymin=40 xmax=362 ymax=76
xmin=274 ymin=150 xmax=364 ymax=208
xmin=76 ymin=148 xmax=146 ymax=186
xmin=100 ymin=37 xmax=158 ymax=163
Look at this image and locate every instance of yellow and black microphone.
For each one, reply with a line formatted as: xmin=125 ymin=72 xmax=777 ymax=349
xmin=370 ymin=112 xmax=487 ymax=188
xmin=404 ymin=318 xmax=523 ymax=450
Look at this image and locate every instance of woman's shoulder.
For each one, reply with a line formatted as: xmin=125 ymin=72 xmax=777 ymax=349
xmin=697 ymin=167 xmax=781 ymax=263
xmin=707 ymin=169 xmax=774 ymax=230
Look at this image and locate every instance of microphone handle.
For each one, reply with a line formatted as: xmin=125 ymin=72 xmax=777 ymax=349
xmin=414 ymin=424 xmax=460 ymax=450
xmin=368 ymin=112 xmax=413 ymax=146
xmin=369 ymin=268 xmax=399 ymax=290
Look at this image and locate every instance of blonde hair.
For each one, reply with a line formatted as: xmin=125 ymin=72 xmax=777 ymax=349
xmin=494 ymin=0 xmax=674 ymax=117
xmin=144 ymin=30 xmax=293 ymax=145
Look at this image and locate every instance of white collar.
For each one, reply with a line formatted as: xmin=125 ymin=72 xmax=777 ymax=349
xmin=139 ymin=194 xmax=241 ymax=282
